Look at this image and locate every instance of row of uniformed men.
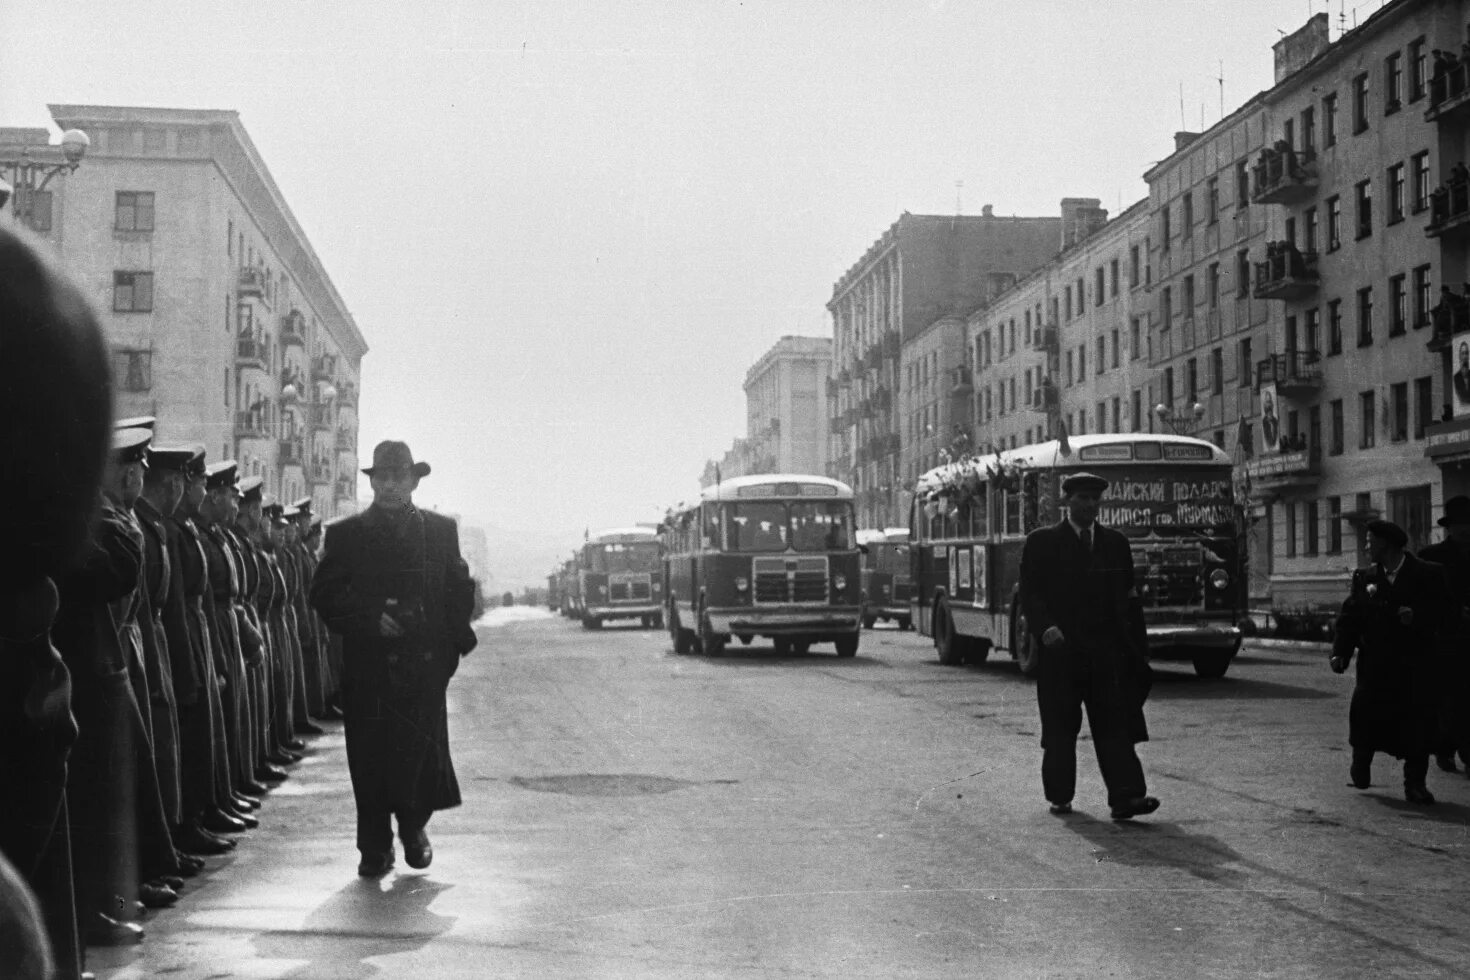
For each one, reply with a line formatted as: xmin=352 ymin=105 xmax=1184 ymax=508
xmin=57 ymin=416 xmax=343 ymax=953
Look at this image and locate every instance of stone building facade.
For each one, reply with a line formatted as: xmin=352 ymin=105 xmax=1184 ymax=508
xmin=4 ymin=104 xmax=366 ymax=517
xmin=701 ymin=335 xmax=832 ymax=487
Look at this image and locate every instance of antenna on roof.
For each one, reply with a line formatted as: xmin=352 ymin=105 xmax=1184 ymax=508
xmin=955 ymin=180 xmax=964 ymax=215
xmin=1217 ymin=60 xmax=1225 ymax=119
xmin=1179 ymin=82 xmax=1186 ymax=130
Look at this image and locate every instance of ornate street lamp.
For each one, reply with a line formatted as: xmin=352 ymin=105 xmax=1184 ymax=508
xmin=0 ymin=129 xmax=90 ymax=229
xmin=1154 ymin=400 xmax=1205 ymax=435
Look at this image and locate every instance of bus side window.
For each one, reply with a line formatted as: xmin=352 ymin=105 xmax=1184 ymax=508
xmin=1022 ymin=474 xmax=1041 ymax=532
xmin=972 ymin=483 xmax=989 ymax=538
xmin=1005 ymin=488 xmax=1022 ymax=536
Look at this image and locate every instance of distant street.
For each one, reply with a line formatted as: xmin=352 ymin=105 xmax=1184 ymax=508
xmin=92 ymin=609 xmax=1470 ymax=979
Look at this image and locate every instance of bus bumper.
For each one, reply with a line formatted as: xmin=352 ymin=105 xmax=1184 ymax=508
xmin=1145 ymin=623 xmax=1242 ymax=655
xmin=709 ymin=607 xmax=862 ymax=635
xmin=866 ymin=604 xmax=908 ymax=620
xmin=586 ymin=604 xmax=661 ymax=621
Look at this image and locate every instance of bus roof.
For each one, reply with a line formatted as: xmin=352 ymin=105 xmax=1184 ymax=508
xmin=697 ymin=473 xmax=854 ymax=504
xmin=587 ymin=527 xmax=659 ymax=544
xmin=857 ymin=527 xmax=912 ymax=545
xmin=916 ymin=434 xmax=1231 ymax=494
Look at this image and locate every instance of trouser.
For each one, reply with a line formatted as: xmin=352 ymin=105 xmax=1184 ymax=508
xmin=286 ymin=606 xmax=313 ymax=725
xmin=146 ymin=616 xmax=182 ymax=826
xmin=1354 ymin=747 xmax=1430 ymax=786
xmin=68 ymin=667 xmax=137 ymax=924
xmin=214 ymin=603 xmax=251 ymax=790
xmin=1037 ymin=651 xmax=1147 ymax=808
xmin=356 ymin=806 xmax=431 ymax=856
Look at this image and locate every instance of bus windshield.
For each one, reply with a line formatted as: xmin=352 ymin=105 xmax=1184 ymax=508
xmin=589 ymin=542 xmax=660 ymax=572
xmin=723 ymin=501 xmax=855 ymax=552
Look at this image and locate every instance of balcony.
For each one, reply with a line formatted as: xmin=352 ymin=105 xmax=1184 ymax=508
xmin=337 ymin=382 xmax=358 ymax=409
xmin=1244 ymin=446 xmax=1322 ymax=496
xmin=1256 ymin=351 xmax=1324 ymax=398
xmin=1426 ymin=416 xmax=1470 ymax=464
xmin=863 ymin=343 xmax=883 ymax=370
xmin=1249 ymin=150 xmax=1318 ymax=205
xmin=1031 ymin=381 xmax=1059 ymax=412
xmin=278 ymin=439 xmax=304 ymax=467
xmin=234 ymin=409 xmax=268 ymax=440
xmin=279 ymin=310 xmax=306 ymax=347
xmin=883 ymin=331 xmax=901 ymax=359
xmin=235 ymin=334 xmax=269 ymax=371
xmin=306 ymin=457 xmax=333 ymax=485
xmin=949 ymin=368 xmax=974 ymax=396
xmin=835 ymin=369 xmax=851 ymax=389
xmin=1253 ymin=245 xmax=1319 ymax=301
xmin=1427 ymin=177 xmax=1470 ymax=239
xmin=308 ymin=403 xmax=333 ymax=431
xmin=1031 ymin=324 xmax=1059 ymax=352
xmin=311 ymin=353 xmax=338 ymax=382
xmin=829 ymin=415 xmax=846 ymax=435
xmin=1427 ymin=60 xmax=1470 ymax=124
xmin=870 ymin=385 xmax=892 ymax=411
xmin=237 ymin=266 xmax=266 ymax=297
xmin=335 ymin=476 xmax=356 ymax=501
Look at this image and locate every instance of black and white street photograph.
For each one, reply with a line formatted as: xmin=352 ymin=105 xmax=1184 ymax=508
xmin=3 ymin=2 xmax=1470 ymax=978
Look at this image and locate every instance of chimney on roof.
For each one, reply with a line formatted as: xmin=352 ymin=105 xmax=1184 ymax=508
xmin=981 ymin=204 xmax=994 ymax=217
xmin=1173 ymin=131 xmax=1201 ymax=152
xmin=1060 ymin=197 xmax=1108 ymax=249
xmin=1273 ymin=12 xmax=1330 ymax=84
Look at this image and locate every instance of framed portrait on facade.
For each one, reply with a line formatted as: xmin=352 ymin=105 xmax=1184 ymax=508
xmin=1259 ymin=381 xmax=1281 ymax=452
xmin=1453 ymin=339 xmax=1470 ymax=419
xmin=972 ymin=545 xmax=987 ymax=609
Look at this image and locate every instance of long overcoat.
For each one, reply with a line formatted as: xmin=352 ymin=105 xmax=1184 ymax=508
xmin=1332 ymin=553 xmax=1453 ymax=758
xmin=1417 ymin=538 xmax=1470 ymax=752
xmin=1020 ymin=519 xmax=1151 ymax=746
xmin=310 ymin=504 xmax=477 ymax=818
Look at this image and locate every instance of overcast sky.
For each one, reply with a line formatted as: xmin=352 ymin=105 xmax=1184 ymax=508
xmin=1 ymin=0 xmax=1374 ymax=540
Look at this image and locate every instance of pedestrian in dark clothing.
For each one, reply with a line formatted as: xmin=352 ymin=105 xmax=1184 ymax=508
xmin=1019 ymin=471 xmax=1157 ymax=821
xmin=311 ymin=441 xmax=478 ymax=876
xmin=1420 ymin=497 xmax=1470 ymax=775
xmin=1332 ymin=519 xmax=1454 ymax=804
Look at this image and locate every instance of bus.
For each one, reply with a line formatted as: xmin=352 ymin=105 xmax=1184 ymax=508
xmin=546 ymin=571 xmax=561 ymax=612
xmin=911 ymin=433 xmax=1246 ymax=678
xmin=662 ymin=474 xmax=863 ymax=657
xmin=578 ymin=527 xmax=663 ymax=629
xmin=857 ymin=527 xmax=913 ymax=630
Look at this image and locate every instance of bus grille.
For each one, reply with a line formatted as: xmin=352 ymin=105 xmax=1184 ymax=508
xmin=753 ymin=556 xmax=829 ymax=604
xmin=609 ymin=574 xmax=651 ymax=603
xmin=1134 ymin=547 xmax=1204 ymax=607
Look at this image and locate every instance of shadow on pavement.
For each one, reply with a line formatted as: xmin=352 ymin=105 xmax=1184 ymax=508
xmin=251 ymin=875 xmax=456 ymax=979
xmin=1063 ymin=816 xmax=1249 ymax=884
xmin=1365 ymin=793 xmax=1470 ymax=827
xmin=1146 ymin=671 xmax=1334 ymax=701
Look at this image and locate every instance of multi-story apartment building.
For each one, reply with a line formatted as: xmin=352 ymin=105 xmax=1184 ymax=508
xmin=3 ymin=104 xmax=367 ymax=517
xmin=1146 ymin=4 xmax=1470 ymax=608
xmin=828 ymin=209 xmax=1062 ymax=528
xmin=701 ymin=335 xmax=832 ymax=487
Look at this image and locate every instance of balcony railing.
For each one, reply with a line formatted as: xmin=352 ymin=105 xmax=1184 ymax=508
xmin=1427 ymin=60 xmax=1470 ymax=123
xmin=306 ymin=458 xmax=333 ymax=484
xmin=1428 ymin=176 xmax=1470 ymax=238
xmin=1031 ymin=381 xmax=1059 ymax=411
xmin=279 ymin=310 xmax=306 ymax=347
xmin=1256 ymin=351 xmax=1324 ymax=397
xmin=234 ymin=410 xmax=268 ymax=440
xmin=1031 ymin=324 xmax=1059 ymax=352
xmin=1428 ymin=287 xmax=1470 ymax=352
xmin=311 ymin=353 xmax=338 ymax=381
xmin=308 ymin=403 xmax=333 ymax=431
xmin=1250 ymin=149 xmax=1318 ymax=205
xmin=950 ymin=368 xmax=973 ymax=396
xmin=1253 ymin=245 xmax=1319 ymax=301
xmin=235 ymin=334 xmax=269 ymax=370
xmin=335 ymin=476 xmax=356 ymax=500
xmin=1244 ymin=446 xmax=1322 ymax=496
xmin=278 ymin=439 xmax=304 ymax=466
xmin=1425 ymin=415 xmax=1470 ymax=463
xmin=237 ymin=266 xmax=266 ymax=297
xmin=337 ymin=383 xmax=358 ymax=408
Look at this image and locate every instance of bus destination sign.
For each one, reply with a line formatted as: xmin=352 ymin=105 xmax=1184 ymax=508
xmin=1094 ymin=468 xmax=1234 ymax=528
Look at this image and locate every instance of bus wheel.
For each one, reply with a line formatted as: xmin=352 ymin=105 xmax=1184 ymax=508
xmin=935 ymin=604 xmax=965 ymax=666
xmin=737 ymin=633 xmax=753 ymax=645
xmin=698 ymin=608 xmax=726 ymax=656
xmin=1010 ymin=605 xmax=1041 ymax=677
xmin=896 ymin=615 xmax=912 ymax=631
xmin=1192 ymin=651 xmax=1233 ymax=679
xmin=773 ymin=637 xmax=792 ymax=655
xmin=970 ymin=638 xmax=993 ymax=664
xmin=652 ymin=612 xmax=664 ymax=629
xmin=669 ymin=609 xmax=693 ymax=655
xmin=792 ymin=639 xmax=811 ymax=655
xmin=861 ymin=615 xmax=877 ymax=630
xmin=582 ymin=615 xmax=602 ymax=630
xmin=834 ymin=634 xmax=859 ymax=658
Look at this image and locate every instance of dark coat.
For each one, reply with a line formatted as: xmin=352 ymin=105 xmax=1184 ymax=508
xmin=1020 ymin=519 xmax=1151 ymax=744
xmin=310 ymin=505 xmax=476 ymax=817
xmin=1333 ymin=554 xmax=1454 ymax=758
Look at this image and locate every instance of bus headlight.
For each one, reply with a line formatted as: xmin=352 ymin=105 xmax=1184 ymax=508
xmin=882 ymin=585 xmax=891 ymax=596
xmin=834 ymin=575 xmax=847 ymax=591
xmin=596 ymin=585 xmax=607 ymax=596
xmin=652 ymin=582 xmax=661 ymax=593
xmin=735 ymin=577 xmax=749 ymax=592
xmin=1209 ymin=569 xmax=1230 ymax=590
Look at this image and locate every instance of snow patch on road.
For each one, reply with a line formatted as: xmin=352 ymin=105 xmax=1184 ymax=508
xmin=475 ymin=606 xmax=554 ymax=629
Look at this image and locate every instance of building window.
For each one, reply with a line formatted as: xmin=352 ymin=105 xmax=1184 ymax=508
xmin=1410 ymin=37 xmax=1427 ymax=101
xmin=1328 ymin=299 xmax=1343 ymax=354
xmin=1352 ymin=73 xmax=1370 ymax=133
xmin=1206 ymin=177 xmax=1219 ymax=223
xmin=1359 ymin=391 xmax=1376 ymax=449
xmin=1357 ymin=286 xmax=1373 ymax=346
xmin=1330 ymin=399 xmax=1344 ymax=455
xmin=1305 ymin=307 xmax=1321 ymax=356
xmin=1387 ymin=163 xmax=1405 ymax=223
xmin=1207 ymin=262 xmax=1220 ymax=309
xmin=1412 ymin=263 xmax=1432 ymax=328
xmin=1236 ymin=159 xmax=1250 ymax=209
xmin=1130 ymin=317 xmax=1141 ymax=360
xmin=1327 ymin=497 xmax=1343 ymax=554
xmin=1078 ymin=344 xmax=1086 ymax=379
xmin=1286 ymin=503 xmax=1297 ymax=559
xmin=1076 ymin=278 xmax=1085 ymax=313
xmin=1211 ymin=346 xmax=1224 ymax=396
xmin=1385 ymin=52 xmax=1403 ymax=113
xmin=1326 ymin=195 xmax=1341 ymax=251
xmin=112 ymin=271 xmax=154 ymax=313
xmin=1411 ymin=151 xmax=1430 ymax=212
xmin=1305 ymin=500 xmax=1320 ymax=557
xmin=1415 ymin=375 xmax=1433 ymax=438
xmin=1238 ymin=337 xmax=1252 ymax=388
xmin=1111 ymin=329 xmax=1120 ymax=369
xmin=1323 ymin=91 xmax=1338 ymax=146
xmin=1236 ymin=248 xmax=1251 ymax=297
xmin=1391 ymin=381 xmax=1409 ymax=442
xmin=1187 ymin=357 xmax=1199 ymax=402
xmin=1065 ymin=287 xmax=1072 ymax=321
xmin=1183 ymin=274 xmax=1195 ymax=317
xmin=1130 ymin=245 xmax=1141 ymax=287
xmin=1161 ymin=286 xmax=1172 ymax=329
xmin=1110 ymin=257 xmax=1119 ymax=297
xmin=1164 ymin=366 xmax=1175 ymax=406
xmin=1389 ymin=274 xmax=1407 ymax=336
xmin=111 ymin=348 xmax=152 ymax=392
xmin=1065 ymin=350 xmax=1074 ymax=386
xmin=1304 ymin=207 xmax=1318 ymax=253
xmin=1096 ymin=336 xmax=1106 ymax=375
xmin=1301 ymin=106 xmax=1316 ymax=157
xmin=1161 ymin=205 xmax=1171 ymax=249
xmin=1181 ymin=192 xmax=1193 ymax=237
xmin=1112 ymin=396 xmax=1121 ymax=433
xmin=1355 ymin=180 xmax=1372 ymax=239
xmin=1131 ymin=390 xmax=1142 ymax=432
xmin=114 ymin=191 xmax=155 ymax=232
xmin=1077 ymin=408 xmax=1087 ymax=435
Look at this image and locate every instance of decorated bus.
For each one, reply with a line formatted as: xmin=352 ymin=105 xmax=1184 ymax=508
xmin=911 ymin=433 xmax=1246 ymax=678
xmin=661 ymin=474 xmax=863 ymax=657
xmin=857 ymin=527 xmax=913 ymax=630
xmin=578 ymin=527 xmax=663 ymax=629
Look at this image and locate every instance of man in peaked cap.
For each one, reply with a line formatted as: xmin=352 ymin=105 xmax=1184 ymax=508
xmin=312 ymin=440 xmax=477 ymax=876
xmin=1019 ymin=471 xmax=1157 ymax=821
xmin=1422 ymin=497 xmax=1470 ymax=775
xmin=1333 ymin=519 xmax=1455 ymax=804
xmin=231 ymin=477 xmax=292 ymax=785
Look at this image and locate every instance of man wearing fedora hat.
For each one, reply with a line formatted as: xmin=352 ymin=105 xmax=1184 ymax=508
xmin=311 ymin=441 xmax=478 ymax=876
xmin=1420 ymin=496 xmax=1470 ymax=775
xmin=1020 ymin=471 xmax=1157 ymax=821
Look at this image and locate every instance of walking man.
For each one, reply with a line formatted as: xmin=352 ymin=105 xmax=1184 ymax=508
xmin=1331 ymin=519 xmax=1453 ymax=804
xmin=1019 ymin=471 xmax=1157 ymax=821
xmin=1421 ymin=497 xmax=1470 ymax=774
xmin=310 ymin=441 xmax=477 ymax=876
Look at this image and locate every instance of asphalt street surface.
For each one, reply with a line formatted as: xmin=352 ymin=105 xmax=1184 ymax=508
xmin=92 ymin=608 xmax=1470 ymax=979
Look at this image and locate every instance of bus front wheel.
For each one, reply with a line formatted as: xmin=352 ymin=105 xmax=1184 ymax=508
xmin=935 ymin=603 xmax=967 ymax=666
xmin=582 ymin=615 xmax=602 ymax=630
xmin=1192 ymin=651 xmax=1233 ymax=678
xmin=834 ymin=634 xmax=859 ymax=658
xmin=698 ymin=608 xmax=726 ymax=656
xmin=896 ymin=615 xmax=912 ymax=631
xmin=862 ymin=614 xmax=877 ymax=630
xmin=669 ymin=608 xmax=694 ymax=655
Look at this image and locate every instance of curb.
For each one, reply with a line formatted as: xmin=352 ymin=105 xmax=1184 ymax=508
xmin=1242 ymin=636 xmax=1332 ymax=653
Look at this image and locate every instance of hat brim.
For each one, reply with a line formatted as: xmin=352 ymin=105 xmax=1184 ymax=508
xmin=361 ymin=461 xmax=431 ymax=479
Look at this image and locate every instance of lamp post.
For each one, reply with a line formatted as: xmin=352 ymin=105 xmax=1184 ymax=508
xmin=1154 ymin=400 xmax=1205 ymax=435
xmin=0 ymin=129 xmax=90 ymax=229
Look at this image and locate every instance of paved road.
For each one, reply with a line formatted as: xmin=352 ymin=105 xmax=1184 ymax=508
xmin=93 ymin=608 xmax=1470 ymax=979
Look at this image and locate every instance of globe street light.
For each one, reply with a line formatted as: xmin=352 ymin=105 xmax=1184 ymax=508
xmin=0 ymin=129 xmax=90 ymax=229
xmin=1154 ymin=400 xmax=1205 ymax=435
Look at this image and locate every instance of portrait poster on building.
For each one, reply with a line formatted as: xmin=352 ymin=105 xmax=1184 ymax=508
xmin=972 ymin=545 xmax=988 ymax=609
xmin=957 ymin=547 xmax=972 ymax=591
xmin=1453 ymin=339 xmax=1470 ymax=419
xmin=1259 ymin=381 xmax=1281 ymax=453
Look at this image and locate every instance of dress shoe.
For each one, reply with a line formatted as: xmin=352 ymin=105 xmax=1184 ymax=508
xmin=321 ymin=704 xmax=345 ymax=721
xmin=1405 ymin=784 xmax=1437 ymax=805
xmin=296 ymin=720 xmax=326 ymax=736
xmin=357 ymin=848 xmax=395 ymax=877
xmin=1349 ymin=762 xmax=1371 ymax=789
xmin=175 ymin=853 xmax=205 ymax=875
xmin=402 ymin=829 xmax=432 ymax=869
xmin=139 ymin=881 xmax=179 ymax=908
xmin=1436 ymin=753 xmax=1459 ymax=773
xmin=202 ymin=808 xmax=249 ymax=835
xmin=267 ymin=751 xmax=299 ymax=766
xmin=176 ymin=826 xmax=235 ymax=855
xmin=255 ymin=764 xmax=288 ymax=782
xmin=1110 ymin=796 xmax=1161 ymax=821
xmin=240 ymin=780 xmax=270 ymax=797
xmin=156 ymin=875 xmax=185 ymax=891
xmin=284 ymin=737 xmax=307 ymax=751
xmin=225 ymin=808 xmax=260 ymax=830
xmin=1048 ymin=802 xmax=1073 ymax=816
xmin=233 ymin=792 xmax=262 ymax=809
xmin=86 ymin=912 xmax=144 ymax=946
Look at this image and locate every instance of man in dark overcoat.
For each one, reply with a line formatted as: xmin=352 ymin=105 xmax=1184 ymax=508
xmin=1421 ymin=496 xmax=1470 ymax=774
xmin=311 ymin=441 xmax=477 ymax=876
xmin=1020 ymin=471 xmax=1157 ymax=821
xmin=1332 ymin=519 xmax=1454 ymax=804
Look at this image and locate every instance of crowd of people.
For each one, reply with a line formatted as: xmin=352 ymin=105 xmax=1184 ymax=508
xmin=0 ymin=228 xmax=345 ymax=979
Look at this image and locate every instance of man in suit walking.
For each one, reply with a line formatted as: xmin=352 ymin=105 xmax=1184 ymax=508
xmin=1020 ymin=472 xmax=1157 ymax=821
xmin=310 ymin=441 xmax=477 ymax=877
